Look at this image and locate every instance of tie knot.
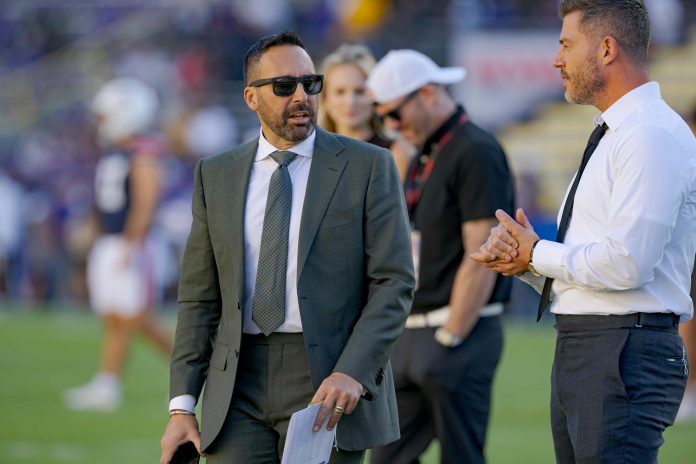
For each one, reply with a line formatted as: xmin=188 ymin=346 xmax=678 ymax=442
xmin=270 ymin=151 xmax=298 ymax=167
xmin=591 ymin=122 xmax=609 ymax=142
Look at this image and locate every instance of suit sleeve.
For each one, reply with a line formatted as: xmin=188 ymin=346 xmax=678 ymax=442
xmin=333 ymin=148 xmax=415 ymax=398
xmin=169 ymin=158 xmax=222 ymax=401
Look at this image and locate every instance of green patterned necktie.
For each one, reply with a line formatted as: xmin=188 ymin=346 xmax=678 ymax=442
xmin=252 ymin=150 xmax=298 ymax=335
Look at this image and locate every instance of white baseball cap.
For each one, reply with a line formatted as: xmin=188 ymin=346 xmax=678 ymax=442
xmin=367 ymin=49 xmax=466 ymax=104
xmin=92 ymin=77 xmax=158 ymax=143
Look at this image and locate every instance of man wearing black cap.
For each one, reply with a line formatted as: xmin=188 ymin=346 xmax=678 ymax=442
xmin=367 ymin=50 xmax=515 ymax=464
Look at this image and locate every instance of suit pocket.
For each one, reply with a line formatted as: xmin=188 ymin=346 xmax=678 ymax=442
xmin=321 ymin=203 xmax=361 ymax=230
xmin=210 ymin=344 xmax=230 ymax=371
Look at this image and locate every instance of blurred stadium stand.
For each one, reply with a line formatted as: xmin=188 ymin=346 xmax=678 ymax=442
xmin=0 ymin=0 xmax=694 ymax=310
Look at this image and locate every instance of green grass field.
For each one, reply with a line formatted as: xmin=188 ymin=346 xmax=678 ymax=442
xmin=1 ymin=309 xmax=694 ymax=463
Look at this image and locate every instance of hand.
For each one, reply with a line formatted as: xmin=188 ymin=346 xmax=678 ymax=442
xmin=493 ymin=208 xmax=540 ymax=276
xmin=470 ymin=222 xmax=519 ymax=265
xmin=440 ymin=313 xmax=478 ymax=341
xmin=471 ymin=208 xmax=540 ymax=276
xmin=470 ymin=211 xmax=522 ymax=267
xmin=310 ymin=372 xmax=362 ymax=432
xmin=160 ymin=414 xmax=202 ymax=464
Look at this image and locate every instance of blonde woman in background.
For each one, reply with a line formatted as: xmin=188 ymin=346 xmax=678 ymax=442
xmin=319 ymin=44 xmax=414 ymax=182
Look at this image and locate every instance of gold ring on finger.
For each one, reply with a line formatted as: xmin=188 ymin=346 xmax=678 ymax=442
xmin=332 ymin=405 xmax=345 ymax=415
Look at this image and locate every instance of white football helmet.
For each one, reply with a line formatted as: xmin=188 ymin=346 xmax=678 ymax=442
xmin=91 ymin=77 xmax=158 ymax=143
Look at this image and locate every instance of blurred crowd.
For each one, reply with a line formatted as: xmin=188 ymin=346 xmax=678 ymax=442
xmin=0 ymin=0 xmax=694 ymax=306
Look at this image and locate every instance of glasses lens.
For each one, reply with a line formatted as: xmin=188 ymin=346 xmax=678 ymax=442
xmin=382 ymin=90 xmax=418 ymax=122
xmin=302 ymin=75 xmax=323 ymax=95
xmin=385 ymin=109 xmax=401 ymax=122
xmin=272 ymin=79 xmax=298 ymax=97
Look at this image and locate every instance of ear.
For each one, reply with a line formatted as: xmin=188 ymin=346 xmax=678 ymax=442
xmin=418 ymin=84 xmax=438 ymax=105
xmin=600 ymin=36 xmax=619 ymax=65
xmin=244 ymin=87 xmax=258 ymax=111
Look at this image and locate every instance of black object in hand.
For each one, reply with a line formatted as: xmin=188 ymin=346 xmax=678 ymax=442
xmin=170 ymin=441 xmax=200 ymax=464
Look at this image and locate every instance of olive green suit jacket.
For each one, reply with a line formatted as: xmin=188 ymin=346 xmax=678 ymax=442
xmin=170 ymin=127 xmax=415 ymax=452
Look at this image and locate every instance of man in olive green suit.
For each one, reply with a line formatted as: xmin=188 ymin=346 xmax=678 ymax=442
xmin=159 ymin=32 xmax=414 ymax=464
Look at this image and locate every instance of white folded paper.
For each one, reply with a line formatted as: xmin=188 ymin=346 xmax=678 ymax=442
xmin=281 ymin=402 xmax=336 ymax=464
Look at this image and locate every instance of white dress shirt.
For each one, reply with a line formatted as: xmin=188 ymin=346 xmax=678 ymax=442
xmin=169 ymin=128 xmax=314 ymax=412
xmin=525 ymin=82 xmax=696 ymax=320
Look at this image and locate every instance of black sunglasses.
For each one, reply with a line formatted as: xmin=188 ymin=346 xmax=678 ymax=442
xmin=377 ymin=89 xmax=420 ymax=122
xmin=248 ymin=74 xmax=324 ymax=97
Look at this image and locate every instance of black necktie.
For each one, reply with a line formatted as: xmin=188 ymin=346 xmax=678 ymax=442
xmin=536 ymin=123 xmax=608 ymax=322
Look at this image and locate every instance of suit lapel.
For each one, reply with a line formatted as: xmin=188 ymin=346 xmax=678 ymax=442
xmin=224 ymin=139 xmax=257 ymax=300
xmin=298 ymin=128 xmax=347 ymax=278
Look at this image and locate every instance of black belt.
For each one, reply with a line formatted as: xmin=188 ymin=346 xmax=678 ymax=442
xmin=241 ymin=332 xmax=304 ymax=345
xmin=555 ymin=312 xmax=679 ymax=332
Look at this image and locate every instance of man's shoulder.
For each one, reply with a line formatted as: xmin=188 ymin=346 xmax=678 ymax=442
xmin=456 ymin=120 xmax=503 ymax=147
xmin=446 ymin=121 xmax=507 ymax=164
xmin=335 ymin=133 xmax=382 ymax=152
xmin=199 ymin=138 xmax=258 ymax=168
xmin=317 ymin=128 xmax=389 ymax=159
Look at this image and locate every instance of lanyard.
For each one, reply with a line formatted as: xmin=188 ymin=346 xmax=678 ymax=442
xmin=405 ymin=113 xmax=469 ymax=218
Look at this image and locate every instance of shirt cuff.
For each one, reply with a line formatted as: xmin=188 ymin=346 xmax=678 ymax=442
xmin=530 ymin=239 xmax=567 ymax=280
xmin=169 ymin=394 xmax=196 ymax=413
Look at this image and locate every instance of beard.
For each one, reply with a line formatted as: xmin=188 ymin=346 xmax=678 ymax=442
xmin=256 ymin=98 xmax=317 ymax=143
xmin=563 ymin=55 xmax=606 ymax=105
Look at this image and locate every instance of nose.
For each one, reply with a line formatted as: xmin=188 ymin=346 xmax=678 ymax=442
xmin=552 ymin=48 xmax=564 ymax=69
xmin=292 ymin=82 xmax=308 ymax=102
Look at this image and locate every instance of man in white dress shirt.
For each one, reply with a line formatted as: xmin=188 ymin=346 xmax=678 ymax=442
xmin=472 ymin=1 xmax=696 ymax=462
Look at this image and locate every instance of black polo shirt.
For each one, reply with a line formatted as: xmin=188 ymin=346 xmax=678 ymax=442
xmin=406 ymin=106 xmax=515 ymax=314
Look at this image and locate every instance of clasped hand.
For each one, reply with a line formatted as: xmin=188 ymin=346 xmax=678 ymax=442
xmin=470 ymin=208 xmax=540 ymax=276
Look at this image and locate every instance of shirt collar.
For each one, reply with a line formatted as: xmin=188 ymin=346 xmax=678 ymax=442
xmin=422 ymin=105 xmax=465 ymax=155
xmin=256 ymin=127 xmax=316 ymax=161
xmin=597 ymin=81 xmax=660 ymax=131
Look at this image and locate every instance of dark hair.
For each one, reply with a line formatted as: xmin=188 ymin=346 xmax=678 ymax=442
xmin=559 ymin=0 xmax=650 ymax=65
xmin=243 ymin=31 xmax=306 ymax=84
